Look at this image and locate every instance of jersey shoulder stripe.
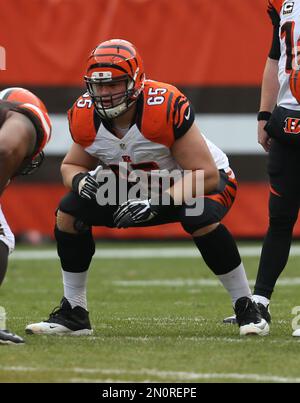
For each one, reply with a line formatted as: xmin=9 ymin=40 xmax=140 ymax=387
xmin=20 ymin=103 xmax=52 ymax=155
xmin=22 ymin=103 xmax=51 ymax=142
xmin=268 ymin=0 xmax=284 ymax=16
xmin=138 ymin=80 xmax=194 ymax=148
xmin=68 ymin=93 xmax=98 ymax=148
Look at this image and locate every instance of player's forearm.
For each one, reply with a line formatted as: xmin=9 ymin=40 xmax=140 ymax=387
xmin=0 ymin=170 xmax=11 ymax=195
xmin=61 ymin=163 xmax=89 ymax=189
xmin=166 ymin=168 xmax=219 ymax=204
xmin=0 ymin=172 xmax=11 ymax=196
xmin=259 ymin=58 xmax=279 ymax=112
xmin=0 ymin=149 xmax=24 ymax=195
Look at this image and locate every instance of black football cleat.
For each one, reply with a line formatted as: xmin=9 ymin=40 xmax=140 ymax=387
xmin=25 ymin=297 xmax=93 ymax=336
xmin=235 ymin=297 xmax=269 ymax=336
xmin=223 ymin=302 xmax=271 ymax=325
xmin=0 ymin=329 xmax=25 ymax=345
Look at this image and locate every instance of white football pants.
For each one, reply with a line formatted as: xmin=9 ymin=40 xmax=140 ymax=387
xmin=0 ymin=205 xmax=15 ymax=254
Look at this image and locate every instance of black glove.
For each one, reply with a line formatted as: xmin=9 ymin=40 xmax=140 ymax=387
xmin=113 ymin=199 xmax=158 ymax=228
xmin=72 ymin=166 xmax=102 ymax=200
xmin=113 ymin=192 xmax=176 ymax=228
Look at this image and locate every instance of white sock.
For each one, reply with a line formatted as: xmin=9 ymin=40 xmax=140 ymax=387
xmin=253 ymin=295 xmax=270 ymax=307
xmin=0 ymin=306 xmax=6 ymax=330
xmin=217 ymin=263 xmax=252 ymax=306
xmin=62 ymin=270 xmax=88 ymax=310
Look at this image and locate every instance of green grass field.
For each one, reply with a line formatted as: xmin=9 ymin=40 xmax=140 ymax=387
xmin=1 ymin=242 xmax=300 ymax=383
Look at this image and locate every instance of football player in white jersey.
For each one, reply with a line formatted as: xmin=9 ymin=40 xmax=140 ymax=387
xmin=0 ymin=87 xmax=52 ymax=344
xmin=224 ymin=0 xmax=300 ymax=336
xmin=25 ymin=39 xmax=269 ymax=337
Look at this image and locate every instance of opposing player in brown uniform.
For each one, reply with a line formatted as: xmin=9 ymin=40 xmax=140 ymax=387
xmin=26 ymin=39 xmax=269 ymax=337
xmin=0 ymin=87 xmax=52 ymax=344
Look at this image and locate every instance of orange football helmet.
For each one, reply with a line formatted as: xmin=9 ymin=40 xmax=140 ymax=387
xmin=84 ymin=39 xmax=145 ymax=119
xmin=0 ymin=87 xmax=50 ymax=175
xmin=0 ymin=87 xmax=48 ymax=113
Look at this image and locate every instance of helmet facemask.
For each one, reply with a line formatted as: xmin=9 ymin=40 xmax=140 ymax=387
xmin=13 ymin=151 xmax=45 ymax=177
xmin=85 ymin=73 xmax=138 ymax=119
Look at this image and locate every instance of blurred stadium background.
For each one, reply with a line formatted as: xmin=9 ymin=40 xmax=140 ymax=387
xmin=2 ymin=0 xmax=300 ymax=384
xmin=0 ymin=0 xmax=294 ymax=242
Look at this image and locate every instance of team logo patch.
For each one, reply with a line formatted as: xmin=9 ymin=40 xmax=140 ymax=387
xmin=284 ymin=117 xmax=300 ymax=134
xmin=91 ymin=71 xmax=112 ymax=79
xmin=283 ymin=1 xmax=294 ymax=15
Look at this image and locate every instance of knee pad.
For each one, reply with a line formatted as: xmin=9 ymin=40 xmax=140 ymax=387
xmin=56 ymin=206 xmax=91 ymax=235
xmin=73 ymin=218 xmax=90 ymax=233
xmin=180 ymin=208 xmax=221 ymax=235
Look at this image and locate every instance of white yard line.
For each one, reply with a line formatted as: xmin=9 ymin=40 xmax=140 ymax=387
xmin=0 ymin=366 xmax=299 ymax=383
xmin=69 ymin=378 xmax=151 ymax=383
xmin=9 ymin=246 xmax=300 ymax=287
xmin=85 ymin=336 xmax=244 ymax=343
xmin=7 ymin=245 xmax=275 ymax=260
xmin=113 ymin=278 xmax=300 ymax=287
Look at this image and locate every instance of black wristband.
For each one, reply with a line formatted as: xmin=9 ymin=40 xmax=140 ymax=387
xmin=257 ymin=111 xmax=272 ymax=121
xmin=72 ymin=172 xmax=87 ymax=193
